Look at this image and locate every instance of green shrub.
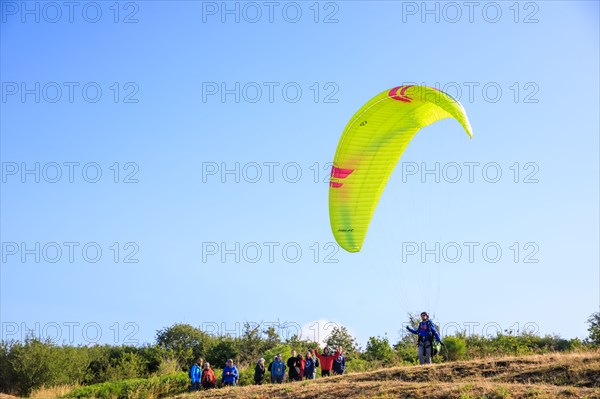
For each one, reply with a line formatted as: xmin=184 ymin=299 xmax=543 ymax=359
xmin=237 ymin=367 xmax=255 ymax=386
xmin=155 ymin=324 xmax=211 ymax=371
xmin=364 ymin=336 xmax=395 ymax=363
xmin=205 ymin=336 xmax=238 ymax=369
xmin=0 ymin=338 xmax=92 ymax=396
xmin=393 ymin=340 xmax=419 ymax=364
xmin=155 ymin=357 xmax=180 ymax=376
xmin=62 ymin=372 xmax=188 ymax=399
xmin=443 ymin=336 xmax=467 ymax=361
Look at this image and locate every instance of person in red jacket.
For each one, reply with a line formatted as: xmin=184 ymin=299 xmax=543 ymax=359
xmin=314 ymin=346 xmax=342 ymax=377
xmin=201 ymin=362 xmax=217 ymax=389
xmin=298 ymin=353 xmax=305 ymax=379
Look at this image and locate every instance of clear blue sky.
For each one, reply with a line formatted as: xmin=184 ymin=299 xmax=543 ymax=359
xmin=1 ymin=1 xmax=598 ymax=347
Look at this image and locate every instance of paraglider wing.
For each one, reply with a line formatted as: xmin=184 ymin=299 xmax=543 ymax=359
xmin=329 ymin=85 xmax=473 ymax=253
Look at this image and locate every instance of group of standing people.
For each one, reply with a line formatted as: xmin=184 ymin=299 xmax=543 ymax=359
xmin=189 ymin=312 xmax=443 ymax=391
xmin=189 ymin=346 xmax=346 ymax=391
xmin=188 ymin=357 xmax=241 ymax=390
xmin=257 ymin=346 xmax=346 ymax=385
xmin=188 ymin=357 xmax=218 ymax=390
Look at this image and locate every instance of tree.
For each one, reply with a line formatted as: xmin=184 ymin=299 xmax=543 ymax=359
xmin=155 ymin=324 xmax=211 ymax=370
xmin=586 ymin=312 xmax=600 ymax=346
xmin=264 ymin=326 xmax=281 ymax=349
xmin=285 ymin=334 xmax=317 ymax=356
xmin=237 ymin=323 xmax=264 ymax=366
xmin=324 ymin=326 xmax=359 ymax=356
xmin=206 ymin=336 xmax=238 ymax=368
xmin=364 ymin=336 xmax=394 ymax=363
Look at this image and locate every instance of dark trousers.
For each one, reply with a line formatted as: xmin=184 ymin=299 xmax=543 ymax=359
xmin=321 ymin=369 xmax=331 ymax=377
xmin=418 ymin=340 xmax=433 ymax=364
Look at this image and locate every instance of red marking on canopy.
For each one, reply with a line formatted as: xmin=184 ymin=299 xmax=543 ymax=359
xmin=388 ymin=85 xmax=413 ymax=102
xmin=330 ymin=182 xmax=344 ymax=188
xmin=400 ymin=86 xmax=412 ymax=95
xmin=331 ymin=166 xmax=354 ymax=179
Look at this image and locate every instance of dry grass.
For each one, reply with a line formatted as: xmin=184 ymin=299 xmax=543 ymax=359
xmin=28 ymin=385 xmax=78 ymax=399
xmin=175 ymin=352 xmax=600 ymax=399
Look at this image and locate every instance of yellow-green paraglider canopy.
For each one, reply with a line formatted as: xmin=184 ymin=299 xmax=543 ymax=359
xmin=329 ymin=85 xmax=473 ymax=253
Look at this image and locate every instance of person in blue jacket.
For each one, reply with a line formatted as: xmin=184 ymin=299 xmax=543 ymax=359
xmin=406 ymin=312 xmax=443 ymax=364
xmin=270 ymin=354 xmax=286 ymax=384
xmin=222 ymin=359 xmax=239 ymax=386
xmin=188 ymin=357 xmax=203 ymax=391
xmin=332 ymin=351 xmax=346 ymax=375
xmin=304 ymin=351 xmax=316 ymax=380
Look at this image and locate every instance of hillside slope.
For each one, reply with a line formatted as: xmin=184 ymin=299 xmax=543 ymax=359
xmin=178 ymin=352 xmax=600 ymax=399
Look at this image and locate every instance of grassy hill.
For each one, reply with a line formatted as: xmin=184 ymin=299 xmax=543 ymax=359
xmin=177 ymin=352 xmax=600 ymax=399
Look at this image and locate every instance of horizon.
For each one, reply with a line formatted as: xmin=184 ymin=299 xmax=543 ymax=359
xmin=0 ymin=316 xmax=588 ymax=350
